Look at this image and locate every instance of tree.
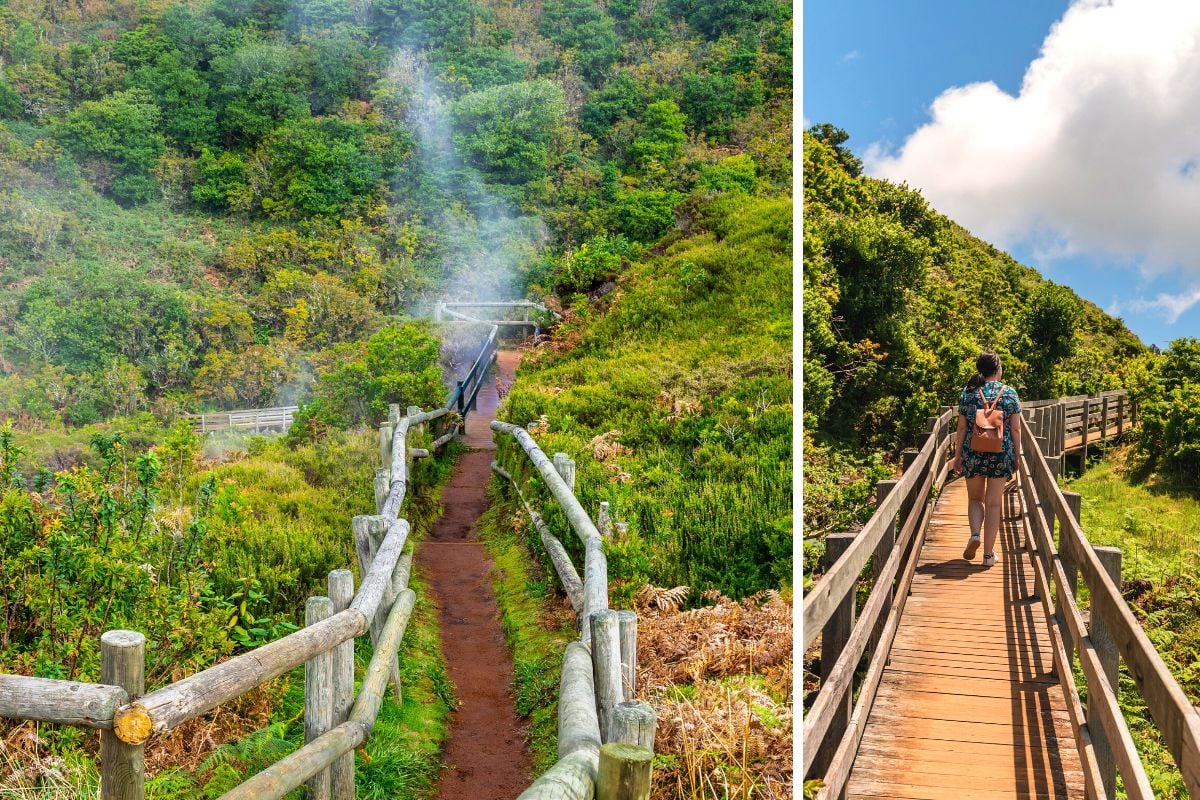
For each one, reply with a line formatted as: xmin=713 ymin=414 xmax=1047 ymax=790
xmin=807 ymin=123 xmax=863 ymax=177
xmin=681 ymin=71 xmax=738 ymax=140
xmin=449 ymin=80 xmax=566 ymax=186
xmin=192 ymin=148 xmax=249 ymax=210
xmin=256 ymin=269 xmax=377 ymax=346
xmin=609 ymin=187 xmax=682 ymax=242
xmin=580 ymin=73 xmax=645 ymax=140
xmin=212 ymin=42 xmax=311 ymax=144
xmin=1017 ymin=284 xmax=1079 ymax=398
xmin=540 ymin=0 xmax=620 ymax=84
xmin=260 ymin=117 xmax=384 ymax=217
xmin=128 ymin=52 xmax=218 ymax=150
xmin=54 ymin=89 xmax=166 ymax=203
xmin=627 ymin=99 xmax=686 ymax=175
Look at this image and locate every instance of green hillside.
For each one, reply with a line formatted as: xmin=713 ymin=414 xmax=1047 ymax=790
xmin=497 ymin=193 xmax=792 ymax=600
xmin=802 ymin=126 xmax=1147 ymax=571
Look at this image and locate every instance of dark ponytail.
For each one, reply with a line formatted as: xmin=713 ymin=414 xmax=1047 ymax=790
xmin=965 ymin=352 xmax=1002 ymax=391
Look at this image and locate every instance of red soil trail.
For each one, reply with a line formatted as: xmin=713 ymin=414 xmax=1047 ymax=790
xmin=420 ymin=349 xmax=532 ymax=800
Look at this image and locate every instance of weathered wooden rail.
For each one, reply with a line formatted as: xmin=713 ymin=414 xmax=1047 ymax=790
xmin=184 ymin=405 xmax=298 ymax=435
xmin=434 ymin=299 xmax=556 ymax=329
xmin=804 ymin=389 xmax=1200 ymax=799
xmin=491 ymin=421 xmax=656 ymax=800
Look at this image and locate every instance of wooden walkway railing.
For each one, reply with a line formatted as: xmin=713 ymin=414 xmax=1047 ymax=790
xmin=804 ymin=389 xmax=1200 ymax=799
xmin=184 ymin=405 xmax=298 ymax=435
xmin=491 ymin=422 xmax=655 ymax=800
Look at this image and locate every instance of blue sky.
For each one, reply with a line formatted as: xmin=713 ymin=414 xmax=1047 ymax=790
xmin=803 ymin=0 xmax=1200 ymax=349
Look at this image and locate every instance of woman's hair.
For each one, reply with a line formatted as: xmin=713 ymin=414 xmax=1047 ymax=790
xmin=965 ymin=352 xmax=1002 ymax=391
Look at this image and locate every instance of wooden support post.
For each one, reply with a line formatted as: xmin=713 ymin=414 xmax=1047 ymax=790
xmin=1090 ymin=545 xmax=1122 ymax=800
xmin=1058 ymin=491 xmax=1083 ymax=658
xmin=617 ymin=610 xmax=637 ymax=701
xmin=870 ymin=482 xmax=898 ymax=656
xmin=327 ymin=571 xmax=355 ymax=800
xmin=1057 ymin=402 xmax=1066 ymax=457
xmin=374 ymin=468 xmax=388 ymax=515
xmin=388 ymin=403 xmax=400 ymax=426
xmin=408 ymin=405 xmax=423 ymax=437
xmin=598 ymin=501 xmax=612 ymax=540
xmin=1101 ymin=396 xmax=1109 ymax=442
xmin=305 ymin=597 xmax=334 ymax=800
xmin=101 ymin=630 xmax=145 ymax=800
xmin=590 ymin=609 xmax=623 ymax=742
xmin=1117 ymin=394 xmax=1125 ymax=436
xmin=814 ymin=531 xmax=855 ymax=777
xmin=900 ymin=448 xmax=919 ymax=473
xmin=611 ymin=701 xmax=655 ymax=749
xmin=553 ymin=452 xmax=576 ymax=492
xmin=379 ymin=424 xmax=392 ymax=470
xmin=1082 ymin=398 xmax=1091 ymax=463
xmin=597 ymin=742 xmax=653 ymax=800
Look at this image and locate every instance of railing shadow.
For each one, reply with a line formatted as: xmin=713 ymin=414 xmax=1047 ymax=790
xmin=1004 ymin=486 xmax=1075 ymax=799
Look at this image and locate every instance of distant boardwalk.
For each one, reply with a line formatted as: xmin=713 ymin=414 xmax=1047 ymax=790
xmin=184 ymin=406 xmax=297 ymax=435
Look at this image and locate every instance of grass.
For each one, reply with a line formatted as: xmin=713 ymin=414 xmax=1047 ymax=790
xmin=474 ymin=492 xmax=577 ymax=773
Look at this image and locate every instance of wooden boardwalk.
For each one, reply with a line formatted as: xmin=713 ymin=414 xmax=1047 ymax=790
xmin=846 ymin=479 xmax=1086 ymax=799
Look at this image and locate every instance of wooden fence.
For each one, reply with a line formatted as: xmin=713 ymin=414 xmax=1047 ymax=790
xmin=803 ymin=390 xmax=1200 ymax=800
xmin=184 ymin=406 xmax=298 ymax=435
xmin=491 ymin=421 xmax=655 ymax=800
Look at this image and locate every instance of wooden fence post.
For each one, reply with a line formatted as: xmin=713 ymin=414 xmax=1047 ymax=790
xmin=1090 ymin=545 xmax=1122 ymax=800
xmin=871 ymin=481 xmax=899 ymax=656
xmin=328 ymin=570 xmax=355 ymax=800
xmin=598 ymin=501 xmax=613 ymax=540
xmin=101 ymin=630 xmax=145 ymax=800
xmin=900 ymin=448 xmax=919 ymax=472
xmin=305 ymin=596 xmax=334 ymax=800
xmin=597 ymin=742 xmax=652 ymax=800
xmin=388 ymin=403 xmax=400 ymax=426
xmin=590 ymin=609 xmax=622 ymax=741
xmin=617 ymin=610 xmax=637 ymax=701
xmin=380 ymin=424 xmax=392 ymax=471
xmin=814 ymin=531 xmax=855 ymax=778
xmin=1081 ymin=398 xmax=1091 ymax=463
xmin=374 ymin=468 xmax=388 ymax=515
xmin=1117 ymin=394 xmax=1125 ymax=436
xmin=1101 ymin=396 xmax=1110 ymax=441
xmin=553 ymin=452 xmax=576 ymax=492
xmin=611 ymin=701 xmax=655 ymax=749
xmin=1058 ymin=491 xmax=1082 ymax=657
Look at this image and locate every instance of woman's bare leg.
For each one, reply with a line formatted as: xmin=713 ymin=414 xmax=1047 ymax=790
xmin=983 ymin=476 xmax=1006 ymax=556
xmin=965 ymin=476 xmax=986 ymax=538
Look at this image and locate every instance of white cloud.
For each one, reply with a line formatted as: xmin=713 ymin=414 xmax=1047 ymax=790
xmin=1111 ymin=286 xmax=1200 ymax=324
xmin=865 ymin=0 xmax=1200 ymax=278
xmin=841 ymin=50 xmax=860 ymax=63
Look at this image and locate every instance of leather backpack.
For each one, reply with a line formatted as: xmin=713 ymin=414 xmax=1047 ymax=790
xmin=972 ymin=387 xmax=1005 ymax=453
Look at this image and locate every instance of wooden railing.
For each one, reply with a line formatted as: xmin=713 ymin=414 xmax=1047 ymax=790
xmin=802 ymin=405 xmax=957 ymax=798
xmin=491 ymin=421 xmax=655 ymax=800
xmin=802 ymin=389 xmax=1200 ymax=800
xmin=184 ymin=405 xmax=298 ymax=435
xmin=1019 ymin=400 xmax=1200 ymax=799
xmin=434 ymin=300 xmax=555 ymax=328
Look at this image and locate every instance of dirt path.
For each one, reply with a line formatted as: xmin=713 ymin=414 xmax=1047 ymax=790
xmin=420 ymin=350 xmax=531 ymax=800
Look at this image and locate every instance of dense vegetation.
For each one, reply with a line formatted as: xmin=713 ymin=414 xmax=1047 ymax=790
xmin=802 ymin=125 xmax=1146 ymax=576
xmin=0 ymin=0 xmax=791 ymax=430
xmin=496 ymin=194 xmax=791 ymax=601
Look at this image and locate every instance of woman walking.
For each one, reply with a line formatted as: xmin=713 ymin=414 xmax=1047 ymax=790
xmin=951 ymin=352 xmax=1022 ymax=567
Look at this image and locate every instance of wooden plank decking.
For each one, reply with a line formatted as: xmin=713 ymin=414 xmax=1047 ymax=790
xmin=846 ymin=479 xmax=1086 ymax=799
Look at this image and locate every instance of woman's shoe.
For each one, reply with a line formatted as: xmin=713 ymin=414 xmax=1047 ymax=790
xmin=963 ymin=535 xmax=981 ymax=560
xmin=983 ymin=552 xmax=997 ymax=567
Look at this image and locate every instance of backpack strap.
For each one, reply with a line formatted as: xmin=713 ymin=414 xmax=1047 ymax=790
xmin=977 ymin=387 xmax=1000 ymax=413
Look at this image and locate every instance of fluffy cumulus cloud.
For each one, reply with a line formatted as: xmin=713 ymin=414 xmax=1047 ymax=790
xmin=866 ymin=0 xmax=1200 ymax=275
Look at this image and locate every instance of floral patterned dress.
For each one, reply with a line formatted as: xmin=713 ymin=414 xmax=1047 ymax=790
xmin=958 ymin=381 xmax=1021 ymax=478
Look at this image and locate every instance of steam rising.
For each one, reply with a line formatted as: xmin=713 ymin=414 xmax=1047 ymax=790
xmin=387 ymin=51 xmax=546 ymax=305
